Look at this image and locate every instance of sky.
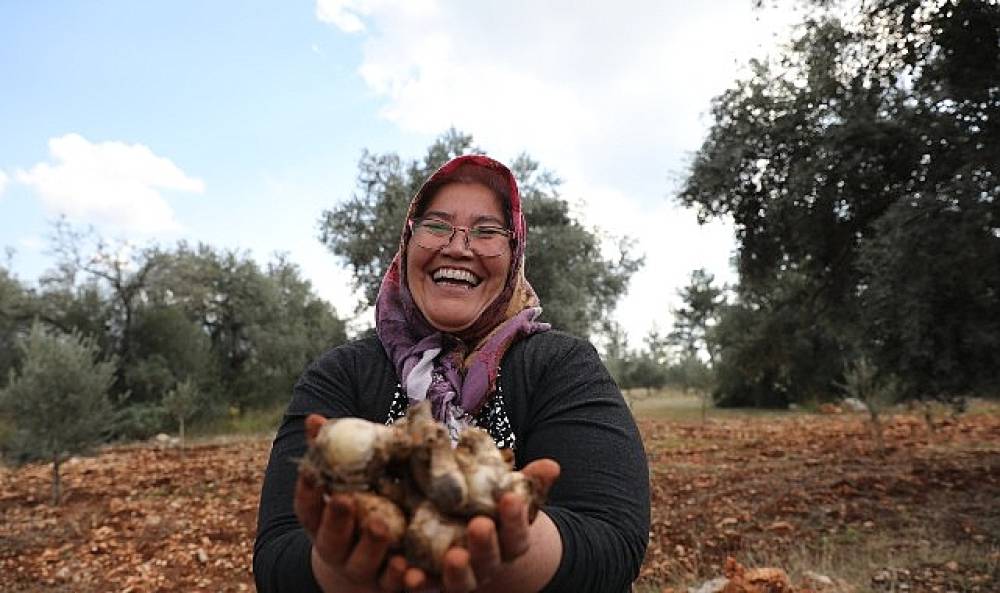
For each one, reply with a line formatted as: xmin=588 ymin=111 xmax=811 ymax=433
xmin=0 ymin=0 xmax=804 ymax=345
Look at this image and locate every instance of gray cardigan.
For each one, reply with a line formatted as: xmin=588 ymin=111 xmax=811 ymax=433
xmin=253 ymin=330 xmax=650 ymax=593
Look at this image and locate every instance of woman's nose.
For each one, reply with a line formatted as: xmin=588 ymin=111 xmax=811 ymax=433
xmin=440 ymin=227 xmax=474 ymax=256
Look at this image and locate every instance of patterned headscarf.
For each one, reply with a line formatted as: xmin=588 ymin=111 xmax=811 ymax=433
xmin=375 ymin=155 xmax=550 ymax=441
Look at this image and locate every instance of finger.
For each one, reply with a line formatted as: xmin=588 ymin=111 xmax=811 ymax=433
xmin=378 ymin=554 xmax=408 ymax=592
xmin=343 ymin=518 xmax=392 ymax=583
xmin=313 ymin=493 xmax=356 ymax=565
xmin=304 ymin=414 xmax=328 ymax=445
xmin=441 ymin=547 xmax=477 ymax=593
xmin=497 ymin=492 xmax=530 ymax=562
xmin=344 ymin=519 xmax=389 ymax=583
xmin=403 ymin=567 xmax=430 ymax=591
xmin=521 ymin=458 xmax=561 ymax=498
xmin=293 ymin=475 xmax=325 ymax=536
xmin=467 ymin=516 xmax=501 ymax=582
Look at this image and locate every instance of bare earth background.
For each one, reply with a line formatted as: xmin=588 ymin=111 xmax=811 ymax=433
xmin=2 ymin=396 xmax=998 ymax=593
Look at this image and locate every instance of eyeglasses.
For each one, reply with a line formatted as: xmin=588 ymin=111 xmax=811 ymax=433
xmin=409 ymin=218 xmax=512 ymax=257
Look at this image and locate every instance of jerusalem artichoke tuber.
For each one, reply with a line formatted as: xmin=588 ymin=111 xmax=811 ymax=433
xmin=299 ymin=400 xmax=547 ymax=574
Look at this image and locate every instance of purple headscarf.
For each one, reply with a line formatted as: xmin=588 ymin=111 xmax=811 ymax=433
xmin=375 ymin=155 xmax=550 ymax=441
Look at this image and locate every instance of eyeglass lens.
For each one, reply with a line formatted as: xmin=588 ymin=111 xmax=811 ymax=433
xmin=413 ymin=222 xmax=507 ymax=257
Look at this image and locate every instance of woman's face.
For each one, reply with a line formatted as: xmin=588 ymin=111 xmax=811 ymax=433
xmin=406 ymin=181 xmax=511 ymax=334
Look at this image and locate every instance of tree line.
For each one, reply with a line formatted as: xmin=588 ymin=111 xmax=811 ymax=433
xmin=676 ymin=0 xmax=1000 ymax=407
xmin=1 ymin=227 xmax=346 ymax=461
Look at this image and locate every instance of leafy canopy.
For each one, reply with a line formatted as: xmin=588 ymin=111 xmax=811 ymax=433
xmin=0 ymin=322 xmax=116 ymax=498
xmin=678 ymin=0 xmax=1000 ymax=405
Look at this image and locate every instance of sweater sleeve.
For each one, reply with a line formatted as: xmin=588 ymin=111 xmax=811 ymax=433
xmin=512 ymin=334 xmax=650 ymax=593
xmin=253 ymin=338 xmax=393 ymax=593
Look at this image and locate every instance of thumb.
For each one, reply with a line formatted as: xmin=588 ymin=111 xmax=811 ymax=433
xmin=521 ymin=458 xmax=560 ymax=499
xmin=304 ymin=414 xmax=328 ymax=446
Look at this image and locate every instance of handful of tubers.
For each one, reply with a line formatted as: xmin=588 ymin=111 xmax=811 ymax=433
xmin=299 ymin=401 xmax=545 ymax=574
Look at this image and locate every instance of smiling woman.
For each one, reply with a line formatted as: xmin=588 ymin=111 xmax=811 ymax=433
xmin=254 ymin=155 xmax=650 ymax=593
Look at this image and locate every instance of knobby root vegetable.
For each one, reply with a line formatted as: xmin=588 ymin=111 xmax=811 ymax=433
xmin=299 ymin=400 xmax=546 ymax=573
xmin=405 ymin=501 xmax=467 ymax=574
xmin=300 ymin=417 xmax=410 ymax=490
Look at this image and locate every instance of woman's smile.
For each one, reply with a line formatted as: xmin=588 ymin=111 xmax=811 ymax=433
xmin=431 ymin=266 xmax=481 ymax=287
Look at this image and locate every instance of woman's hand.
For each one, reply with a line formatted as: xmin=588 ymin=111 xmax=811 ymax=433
xmin=403 ymin=459 xmax=562 ymax=593
xmin=295 ymin=414 xmax=408 ymax=593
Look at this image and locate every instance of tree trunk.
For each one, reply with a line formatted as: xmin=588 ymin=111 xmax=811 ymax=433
xmin=869 ymin=410 xmax=885 ymax=456
xmin=923 ymin=402 xmax=937 ymax=433
xmin=51 ymin=454 xmax=62 ymax=506
xmin=179 ymin=418 xmax=186 ymax=459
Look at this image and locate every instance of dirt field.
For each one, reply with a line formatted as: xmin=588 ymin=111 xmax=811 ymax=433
xmin=1 ymin=404 xmax=998 ymax=592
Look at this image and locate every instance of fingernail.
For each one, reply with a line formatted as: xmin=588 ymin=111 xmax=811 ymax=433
xmin=330 ymin=495 xmax=350 ymax=517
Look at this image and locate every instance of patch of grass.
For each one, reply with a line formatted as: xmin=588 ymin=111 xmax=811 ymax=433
xmin=736 ymin=524 xmax=999 ymax=593
xmin=630 ymin=390 xmax=796 ymax=422
xmin=189 ymin=403 xmax=285 ymax=438
xmin=641 ymin=527 xmax=998 ymax=593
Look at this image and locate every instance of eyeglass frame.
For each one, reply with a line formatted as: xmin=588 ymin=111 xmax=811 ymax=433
xmin=407 ymin=218 xmax=513 ymax=258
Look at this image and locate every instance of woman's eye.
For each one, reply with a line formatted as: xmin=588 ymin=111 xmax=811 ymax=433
xmin=423 ymin=222 xmax=452 ymax=233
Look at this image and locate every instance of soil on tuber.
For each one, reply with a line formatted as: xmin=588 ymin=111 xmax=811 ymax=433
xmin=298 ymin=401 xmax=546 ymax=574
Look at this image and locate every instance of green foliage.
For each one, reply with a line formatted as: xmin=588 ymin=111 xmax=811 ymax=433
xmin=113 ymin=403 xmax=169 ymax=441
xmin=858 ymin=199 xmax=1000 ymax=399
xmin=0 ymin=323 xmax=116 ymax=503
xmin=838 ymin=357 xmax=898 ymax=414
xmin=669 ymin=269 xmax=725 ymax=361
xmin=148 ymin=244 xmax=348 ymax=410
xmin=318 ymin=130 xmax=642 ymax=338
xmin=628 ymin=354 xmax=669 ymax=394
xmin=0 ymin=267 xmax=31 ymax=380
xmin=678 ymin=0 xmax=1000 ymax=405
xmin=162 ymin=378 xmax=201 ymax=443
xmin=665 ymin=355 xmax=714 ymax=395
xmin=3 ymin=226 xmax=348 ymax=442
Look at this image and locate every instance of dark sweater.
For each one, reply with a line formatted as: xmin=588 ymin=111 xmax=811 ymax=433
xmin=253 ymin=331 xmax=650 ymax=593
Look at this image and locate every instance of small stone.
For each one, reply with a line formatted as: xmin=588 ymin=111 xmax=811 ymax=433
xmin=687 ymin=576 xmax=728 ymax=593
xmin=717 ymin=517 xmax=739 ymax=528
xmin=803 ymin=570 xmax=834 ymax=586
xmin=945 ymin=560 xmax=959 ymax=572
xmin=767 ymin=520 xmax=794 ymax=533
xmin=196 ymin=548 xmax=209 ymax=564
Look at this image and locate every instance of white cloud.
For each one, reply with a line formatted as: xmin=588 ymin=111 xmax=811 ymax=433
xmin=318 ymin=1 xmax=800 ymax=342
xmin=316 ymin=0 xmax=369 ymax=32
xmin=0 ymin=170 xmax=8 ymax=198
xmin=16 ymin=133 xmax=204 ymax=233
xmin=316 ymin=0 xmax=437 ymax=34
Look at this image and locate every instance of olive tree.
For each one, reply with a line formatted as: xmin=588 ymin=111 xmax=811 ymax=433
xmin=0 ymin=322 xmax=116 ymax=504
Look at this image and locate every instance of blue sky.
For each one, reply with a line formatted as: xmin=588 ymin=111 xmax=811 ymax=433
xmin=0 ymin=1 xmax=801 ymax=342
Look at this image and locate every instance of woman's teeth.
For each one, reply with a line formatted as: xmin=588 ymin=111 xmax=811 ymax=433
xmin=433 ymin=268 xmax=480 ymax=286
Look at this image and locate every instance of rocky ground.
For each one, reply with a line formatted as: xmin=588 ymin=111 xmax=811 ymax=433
xmin=1 ymin=407 xmax=997 ymax=592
